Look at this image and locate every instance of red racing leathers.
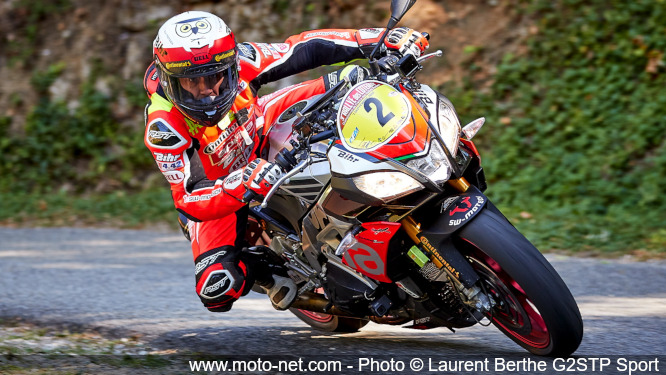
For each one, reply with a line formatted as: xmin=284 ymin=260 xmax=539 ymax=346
xmin=143 ymin=28 xmax=386 ymax=311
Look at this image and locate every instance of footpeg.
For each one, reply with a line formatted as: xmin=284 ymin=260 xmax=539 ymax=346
xmin=264 ymin=275 xmax=297 ymax=310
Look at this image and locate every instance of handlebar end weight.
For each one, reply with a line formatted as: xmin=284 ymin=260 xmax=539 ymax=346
xmin=242 ymin=190 xmax=258 ymax=204
xmin=275 ymin=148 xmax=298 ymax=171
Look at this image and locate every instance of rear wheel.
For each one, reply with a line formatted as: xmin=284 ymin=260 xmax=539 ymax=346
xmin=289 ymin=308 xmax=369 ymax=332
xmin=289 ymin=289 xmax=369 ymax=333
xmin=457 ymin=209 xmax=583 ymax=356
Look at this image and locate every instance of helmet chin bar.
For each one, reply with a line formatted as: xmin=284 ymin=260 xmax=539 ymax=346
xmin=164 ymin=68 xmax=238 ymax=127
xmin=176 ymin=103 xmax=226 ymax=127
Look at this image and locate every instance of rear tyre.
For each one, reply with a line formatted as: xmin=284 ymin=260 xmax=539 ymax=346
xmin=289 ymin=308 xmax=369 ymax=333
xmin=457 ymin=209 xmax=583 ymax=356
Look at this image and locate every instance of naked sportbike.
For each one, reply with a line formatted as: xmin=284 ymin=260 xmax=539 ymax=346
xmin=246 ymin=0 xmax=583 ymax=356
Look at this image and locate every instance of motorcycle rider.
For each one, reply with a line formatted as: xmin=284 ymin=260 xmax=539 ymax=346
xmin=143 ymin=11 xmax=429 ymax=313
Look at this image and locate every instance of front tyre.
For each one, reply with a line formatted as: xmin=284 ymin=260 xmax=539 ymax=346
xmin=457 ymin=209 xmax=583 ymax=356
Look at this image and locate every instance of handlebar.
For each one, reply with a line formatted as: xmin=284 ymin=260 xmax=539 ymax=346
xmin=244 ymin=128 xmax=337 ymax=206
xmin=309 ymin=129 xmax=336 ymax=144
xmin=296 ymin=78 xmax=349 ymax=120
xmin=260 ymin=156 xmax=312 ymax=208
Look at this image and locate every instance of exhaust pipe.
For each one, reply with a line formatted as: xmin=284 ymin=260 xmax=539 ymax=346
xmin=290 ymin=292 xmax=413 ymax=325
xmin=290 ymin=292 xmax=360 ymax=318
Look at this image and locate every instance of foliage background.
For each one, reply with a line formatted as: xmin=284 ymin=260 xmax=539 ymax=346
xmin=446 ymin=0 xmax=666 ymax=256
xmin=0 ymin=0 xmax=664 ymax=257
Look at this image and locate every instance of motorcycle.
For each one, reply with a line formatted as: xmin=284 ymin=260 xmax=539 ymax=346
xmin=246 ymin=0 xmax=583 ymax=357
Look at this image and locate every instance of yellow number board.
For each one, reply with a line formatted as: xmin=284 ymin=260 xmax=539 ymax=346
xmin=337 ymin=81 xmax=411 ymax=152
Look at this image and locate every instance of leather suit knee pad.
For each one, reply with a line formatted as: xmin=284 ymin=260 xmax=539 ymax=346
xmin=194 ymin=247 xmax=250 ymax=312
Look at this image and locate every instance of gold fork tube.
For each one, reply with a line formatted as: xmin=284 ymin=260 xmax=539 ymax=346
xmin=400 ymin=216 xmax=444 ymax=269
xmin=447 ymin=177 xmax=471 ymax=192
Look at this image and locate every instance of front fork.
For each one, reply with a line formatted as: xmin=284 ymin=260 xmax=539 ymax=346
xmin=400 ymin=177 xmax=493 ymax=312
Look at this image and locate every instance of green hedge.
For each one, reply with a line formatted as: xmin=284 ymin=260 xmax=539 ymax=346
xmin=0 ymin=64 xmax=152 ymax=193
xmin=446 ymin=0 xmax=666 ymax=255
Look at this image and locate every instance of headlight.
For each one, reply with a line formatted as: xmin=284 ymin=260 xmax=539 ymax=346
xmin=352 ymin=171 xmax=424 ymax=202
xmin=407 ymin=140 xmax=452 ymax=184
xmin=437 ymin=99 xmax=461 ymax=155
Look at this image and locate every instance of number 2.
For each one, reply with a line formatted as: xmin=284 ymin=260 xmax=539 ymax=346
xmin=364 ymin=98 xmax=395 ymax=127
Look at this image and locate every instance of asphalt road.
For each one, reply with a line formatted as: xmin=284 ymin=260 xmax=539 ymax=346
xmin=0 ymin=227 xmax=664 ymax=365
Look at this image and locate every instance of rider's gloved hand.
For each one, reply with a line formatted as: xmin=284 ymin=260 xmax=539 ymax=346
xmin=384 ymin=27 xmax=429 ymax=58
xmin=242 ymin=158 xmax=284 ymax=198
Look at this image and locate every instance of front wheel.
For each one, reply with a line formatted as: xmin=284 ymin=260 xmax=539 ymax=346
xmin=457 ymin=209 xmax=583 ymax=356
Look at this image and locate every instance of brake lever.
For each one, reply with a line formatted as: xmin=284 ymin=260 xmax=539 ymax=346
xmin=417 ymin=50 xmax=443 ymax=63
xmin=260 ymin=155 xmax=312 ymax=208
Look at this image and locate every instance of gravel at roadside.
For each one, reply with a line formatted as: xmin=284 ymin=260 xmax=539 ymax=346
xmin=0 ymin=318 xmax=184 ymax=374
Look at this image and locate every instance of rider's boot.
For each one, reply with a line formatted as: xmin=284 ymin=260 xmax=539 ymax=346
xmin=257 ymin=274 xmax=298 ymax=310
xmin=241 ymin=246 xmax=298 ymax=310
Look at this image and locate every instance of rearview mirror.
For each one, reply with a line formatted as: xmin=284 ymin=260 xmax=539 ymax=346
xmin=388 ymin=0 xmax=416 ymax=28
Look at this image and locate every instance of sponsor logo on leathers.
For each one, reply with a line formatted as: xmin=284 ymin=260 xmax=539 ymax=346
xmin=255 ymin=43 xmax=282 ymax=59
xmin=203 ymin=123 xmax=240 ymax=155
xmin=183 ymin=187 xmax=223 ymax=203
xmin=358 ymin=28 xmax=382 ymax=40
xmin=164 ymin=170 xmax=185 ymax=184
xmin=272 ymin=43 xmax=290 ymax=53
xmin=223 ymin=170 xmax=243 ymax=190
xmin=157 ymin=160 xmax=184 ymax=172
xmin=149 ymin=130 xmax=176 ymax=139
xmin=146 ymin=119 xmax=187 ymax=149
xmin=195 ymin=251 xmax=227 ymax=275
xmin=207 ymin=135 xmax=253 ymax=170
xmin=200 ymin=270 xmax=233 ymax=299
xmin=238 ymin=43 xmax=259 ymax=67
xmin=304 ymin=31 xmax=350 ymax=39
xmin=154 ymin=152 xmax=181 ymax=162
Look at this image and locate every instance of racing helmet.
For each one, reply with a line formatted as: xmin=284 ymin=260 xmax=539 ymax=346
xmin=153 ymin=11 xmax=239 ymax=127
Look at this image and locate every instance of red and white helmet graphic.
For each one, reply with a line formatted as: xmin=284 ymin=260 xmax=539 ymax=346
xmin=153 ymin=11 xmax=239 ymax=127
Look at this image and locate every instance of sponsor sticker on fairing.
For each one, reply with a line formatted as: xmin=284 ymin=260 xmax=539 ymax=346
xmin=336 ymin=80 xmax=411 ymax=152
xmin=448 ymin=196 xmax=485 ymax=226
xmin=327 ymin=71 xmax=339 ymax=86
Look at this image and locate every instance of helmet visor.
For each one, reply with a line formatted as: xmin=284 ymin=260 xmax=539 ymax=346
xmin=165 ymin=66 xmax=238 ymax=115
